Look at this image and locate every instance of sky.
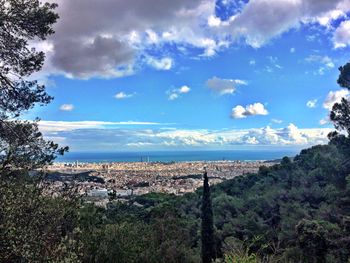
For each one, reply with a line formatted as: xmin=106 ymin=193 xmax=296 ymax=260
xmin=24 ymin=0 xmax=350 ymax=152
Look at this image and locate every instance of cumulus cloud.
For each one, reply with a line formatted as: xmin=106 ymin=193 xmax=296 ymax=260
xmin=323 ymin=89 xmax=349 ymax=110
xmin=231 ymin=103 xmax=268 ymax=119
xmin=33 ymin=0 xmax=350 ymax=79
xmin=287 ymin=123 xmax=308 ymax=144
xmin=115 ymin=92 xmax=135 ymax=100
xmin=168 ymin=85 xmax=191 ymax=100
xmin=207 ymin=15 xmax=222 ymax=27
xmin=168 ymin=93 xmax=179 ymax=101
xmin=42 ymin=0 xmax=216 ymax=78
xmin=333 ymin=20 xmax=350 ymax=48
xmin=306 ymin=99 xmax=318 ymax=108
xmin=59 ymin=104 xmax=74 ymax=111
xmin=179 ymin=85 xmax=191 ymax=93
xmin=52 ymin=36 xmax=135 ymax=79
xmin=39 ymin=120 xmax=332 ymax=151
xmin=225 ymin=0 xmax=350 ymax=48
xmin=146 ymin=57 xmax=173 ymax=70
xmin=206 ymin=76 xmax=247 ymax=95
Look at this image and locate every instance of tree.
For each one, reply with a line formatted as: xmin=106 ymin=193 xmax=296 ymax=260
xmin=0 ymin=0 xmax=58 ymax=119
xmin=337 ymin=63 xmax=350 ymax=89
xmin=0 ymin=0 xmax=67 ymax=174
xmin=0 ymin=119 xmax=68 ymax=174
xmin=296 ymin=219 xmax=340 ymax=263
xmin=0 ymin=2 xmax=79 ymax=262
xmin=201 ymin=171 xmax=215 ymax=263
xmin=0 ymin=178 xmax=82 ymax=262
xmin=330 ymin=62 xmax=350 ymax=137
xmin=330 ymin=98 xmax=350 ymax=135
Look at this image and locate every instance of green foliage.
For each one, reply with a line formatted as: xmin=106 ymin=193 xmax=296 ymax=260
xmin=224 ymin=253 xmax=257 ymax=263
xmin=0 ymin=176 xmax=82 ymax=262
xmin=330 ymin=61 xmax=350 ymax=137
xmin=3 ymin=138 xmax=348 ymax=262
xmin=0 ymin=0 xmax=67 ymax=174
xmin=296 ymin=219 xmax=340 ymax=263
xmin=164 ymin=139 xmax=350 ymax=262
xmin=337 ymin=62 xmax=350 ymax=89
xmin=330 ymin=97 xmax=350 ymax=135
xmin=0 ymin=120 xmax=68 ymax=174
xmin=78 ymin=200 xmax=200 ymax=263
xmin=134 ymin=192 xmax=177 ymax=208
xmin=0 ymin=0 xmax=58 ymax=119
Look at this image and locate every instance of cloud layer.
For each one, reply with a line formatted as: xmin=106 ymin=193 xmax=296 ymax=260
xmin=39 ymin=120 xmax=333 ymax=151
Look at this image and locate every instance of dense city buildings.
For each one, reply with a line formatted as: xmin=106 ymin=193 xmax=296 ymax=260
xmin=43 ymin=161 xmax=274 ymax=200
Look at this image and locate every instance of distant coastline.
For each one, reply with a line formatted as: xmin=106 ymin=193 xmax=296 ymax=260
xmin=55 ymin=149 xmax=299 ymax=163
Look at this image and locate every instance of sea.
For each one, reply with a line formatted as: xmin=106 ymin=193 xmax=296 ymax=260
xmin=55 ymin=149 xmax=301 ymax=163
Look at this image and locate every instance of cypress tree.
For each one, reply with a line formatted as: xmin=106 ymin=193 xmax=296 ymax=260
xmin=201 ymin=170 xmax=215 ymax=263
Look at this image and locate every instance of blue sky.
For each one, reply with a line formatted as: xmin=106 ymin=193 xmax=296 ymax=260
xmin=25 ymin=0 xmax=350 ymax=152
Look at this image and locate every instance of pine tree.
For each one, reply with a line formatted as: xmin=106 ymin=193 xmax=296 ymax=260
xmin=0 ymin=0 xmax=67 ymax=175
xmin=201 ymin=170 xmax=215 ymax=263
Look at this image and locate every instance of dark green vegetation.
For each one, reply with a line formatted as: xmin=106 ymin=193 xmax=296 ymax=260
xmin=4 ymin=136 xmax=348 ymax=262
xmin=0 ymin=0 xmax=67 ymax=176
xmin=69 ymin=135 xmax=350 ymax=263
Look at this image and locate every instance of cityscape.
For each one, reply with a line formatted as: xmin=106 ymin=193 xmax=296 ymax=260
xmin=44 ymin=160 xmax=274 ymax=203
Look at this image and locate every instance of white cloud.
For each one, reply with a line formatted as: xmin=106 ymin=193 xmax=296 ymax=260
xmin=59 ymin=104 xmax=74 ymax=111
xmin=38 ymin=120 xmax=164 ymax=132
xmin=224 ymin=0 xmax=350 ymax=48
xmin=316 ymin=9 xmax=346 ymax=28
xmin=306 ymin=99 xmax=317 ymax=108
xmin=146 ymin=29 xmax=159 ymax=44
xmin=305 ymin=55 xmax=335 ymax=75
xmin=245 ymin=136 xmax=259 ymax=145
xmin=333 ymin=20 xmax=350 ymax=48
xmin=207 ymin=15 xmax=221 ymax=27
xmin=168 ymin=93 xmax=179 ymax=101
xmin=290 ymin=47 xmax=296 ymax=53
xmin=168 ymin=85 xmax=191 ymax=100
xmin=305 ymin=55 xmax=335 ymax=68
xmin=147 ymin=57 xmax=173 ymax=70
xmin=249 ymin=60 xmax=256 ymax=65
xmin=179 ymin=85 xmax=191 ymax=93
xmin=271 ymin=118 xmax=283 ymax=124
xmin=39 ymin=121 xmax=332 ymax=151
xmin=323 ymin=89 xmax=349 ymax=110
xmin=287 ymin=123 xmax=307 ymax=144
xmin=207 ymin=76 xmax=247 ymax=95
xmin=231 ymin=103 xmax=268 ymax=119
xmin=115 ymin=92 xmax=135 ymax=99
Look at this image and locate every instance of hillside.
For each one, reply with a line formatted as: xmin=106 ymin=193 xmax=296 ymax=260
xmin=73 ymin=135 xmax=350 ymax=263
